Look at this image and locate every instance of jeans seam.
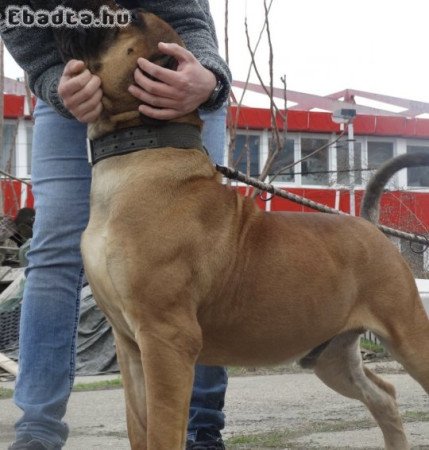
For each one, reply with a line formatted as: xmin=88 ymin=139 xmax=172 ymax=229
xmin=69 ymin=267 xmax=84 ymax=391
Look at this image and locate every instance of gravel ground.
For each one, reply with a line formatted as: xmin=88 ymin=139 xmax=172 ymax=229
xmin=0 ymin=361 xmax=428 ymax=449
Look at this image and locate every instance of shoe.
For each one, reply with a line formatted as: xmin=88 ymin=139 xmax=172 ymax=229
xmin=8 ymin=435 xmax=56 ymax=450
xmin=186 ymin=429 xmax=225 ymax=450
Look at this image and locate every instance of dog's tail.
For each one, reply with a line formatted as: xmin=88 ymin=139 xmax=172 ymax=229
xmin=360 ymin=152 xmax=429 ymax=223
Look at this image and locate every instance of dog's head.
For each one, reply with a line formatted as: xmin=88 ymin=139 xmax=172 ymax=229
xmin=54 ymin=1 xmax=195 ymax=137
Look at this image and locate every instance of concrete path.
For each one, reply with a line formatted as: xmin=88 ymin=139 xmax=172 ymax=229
xmin=1 ymin=364 xmax=428 ymax=449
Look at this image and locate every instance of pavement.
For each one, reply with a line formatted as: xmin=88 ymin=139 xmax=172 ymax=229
xmin=0 ymin=362 xmax=428 ymax=449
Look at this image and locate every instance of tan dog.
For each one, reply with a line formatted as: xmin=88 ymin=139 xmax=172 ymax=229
xmin=55 ymin=4 xmax=429 ymax=450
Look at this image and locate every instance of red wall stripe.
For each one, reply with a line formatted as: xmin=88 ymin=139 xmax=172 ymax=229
xmin=229 ymin=106 xmax=429 ymax=139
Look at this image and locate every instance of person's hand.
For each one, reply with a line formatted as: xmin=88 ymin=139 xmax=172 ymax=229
xmin=128 ymin=42 xmax=217 ymax=120
xmin=58 ymin=60 xmax=103 ymax=123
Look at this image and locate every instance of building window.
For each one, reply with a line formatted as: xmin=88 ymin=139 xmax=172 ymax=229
xmin=1 ymin=121 xmax=18 ymax=174
xmin=407 ymin=145 xmax=429 ymax=187
xmin=336 ymin=141 xmax=362 ymax=185
xmin=366 ymin=141 xmax=394 ymax=185
xmin=232 ymin=133 xmax=260 ymax=177
xmin=301 ymin=137 xmax=329 ymax=185
xmin=367 ymin=141 xmax=393 ymax=169
xmin=268 ymin=139 xmax=295 ymax=182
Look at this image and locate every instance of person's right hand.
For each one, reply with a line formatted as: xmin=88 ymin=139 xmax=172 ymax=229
xmin=58 ymin=59 xmax=103 ymax=123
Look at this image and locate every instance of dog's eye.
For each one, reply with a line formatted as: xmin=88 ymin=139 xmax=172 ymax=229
xmin=91 ymin=62 xmax=102 ymax=72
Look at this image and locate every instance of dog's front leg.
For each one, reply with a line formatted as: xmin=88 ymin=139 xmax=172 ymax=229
xmin=114 ymin=331 xmax=149 ymax=449
xmin=137 ymin=314 xmax=202 ymax=450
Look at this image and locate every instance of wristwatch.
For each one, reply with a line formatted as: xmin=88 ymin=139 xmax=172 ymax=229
xmin=201 ymin=77 xmax=223 ymax=109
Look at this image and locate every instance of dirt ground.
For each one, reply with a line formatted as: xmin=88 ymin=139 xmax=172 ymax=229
xmin=0 ymin=361 xmax=428 ymax=449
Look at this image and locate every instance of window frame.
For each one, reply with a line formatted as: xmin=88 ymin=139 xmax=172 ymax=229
xmin=405 ymin=140 xmax=429 ymax=189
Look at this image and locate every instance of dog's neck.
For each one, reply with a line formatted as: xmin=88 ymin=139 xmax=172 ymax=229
xmin=88 ymin=108 xmax=202 ymax=141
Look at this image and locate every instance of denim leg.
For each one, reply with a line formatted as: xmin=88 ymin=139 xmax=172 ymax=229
xmin=14 ymin=100 xmax=90 ymax=448
xmin=188 ymin=106 xmax=228 ymax=437
xmin=187 ymin=366 xmax=228 ymax=437
xmin=200 ymin=104 xmax=227 ymax=166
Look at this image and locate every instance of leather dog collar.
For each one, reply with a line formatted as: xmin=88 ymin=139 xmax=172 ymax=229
xmin=86 ymin=122 xmax=205 ymax=165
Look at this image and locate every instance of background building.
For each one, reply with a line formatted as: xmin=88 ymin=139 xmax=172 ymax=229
xmin=1 ymin=85 xmax=429 ymax=275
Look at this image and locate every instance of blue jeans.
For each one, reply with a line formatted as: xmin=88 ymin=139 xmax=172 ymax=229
xmin=13 ymin=100 xmax=228 ymax=448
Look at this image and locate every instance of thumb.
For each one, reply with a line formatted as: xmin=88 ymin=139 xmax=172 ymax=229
xmin=63 ymin=59 xmax=86 ymax=79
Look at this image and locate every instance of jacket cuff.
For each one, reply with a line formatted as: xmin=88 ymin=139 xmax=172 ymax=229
xmin=33 ymin=64 xmax=75 ymax=119
xmin=198 ymin=60 xmax=231 ymax=112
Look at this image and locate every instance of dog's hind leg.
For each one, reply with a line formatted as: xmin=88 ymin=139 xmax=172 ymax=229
xmin=309 ymin=331 xmax=409 ymax=450
xmin=386 ymin=339 xmax=429 ymax=396
xmin=114 ymin=331 xmax=149 ymax=449
xmin=378 ymin=293 xmax=429 ymax=396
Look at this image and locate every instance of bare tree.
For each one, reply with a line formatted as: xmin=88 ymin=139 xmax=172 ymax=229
xmin=224 ymin=0 xmax=287 ymax=197
xmin=223 ymin=1 xmax=351 ymax=199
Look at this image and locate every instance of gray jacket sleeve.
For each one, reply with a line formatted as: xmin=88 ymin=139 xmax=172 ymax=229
xmin=143 ymin=0 xmax=231 ymax=111
xmin=0 ymin=10 xmax=73 ymax=118
xmin=0 ymin=0 xmax=231 ymax=117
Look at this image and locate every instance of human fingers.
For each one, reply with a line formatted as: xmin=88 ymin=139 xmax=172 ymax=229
xmin=132 ymin=62 xmax=179 ymax=98
xmin=62 ymin=75 xmax=102 ymax=111
xmin=70 ymin=87 xmax=103 ymax=123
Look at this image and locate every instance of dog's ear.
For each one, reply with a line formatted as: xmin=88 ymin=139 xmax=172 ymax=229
xmin=54 ymin=26 xmax=115 ymax=63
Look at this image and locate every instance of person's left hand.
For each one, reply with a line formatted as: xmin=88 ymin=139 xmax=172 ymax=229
xmin=128 ymin=42 xmax=217 ymax=120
